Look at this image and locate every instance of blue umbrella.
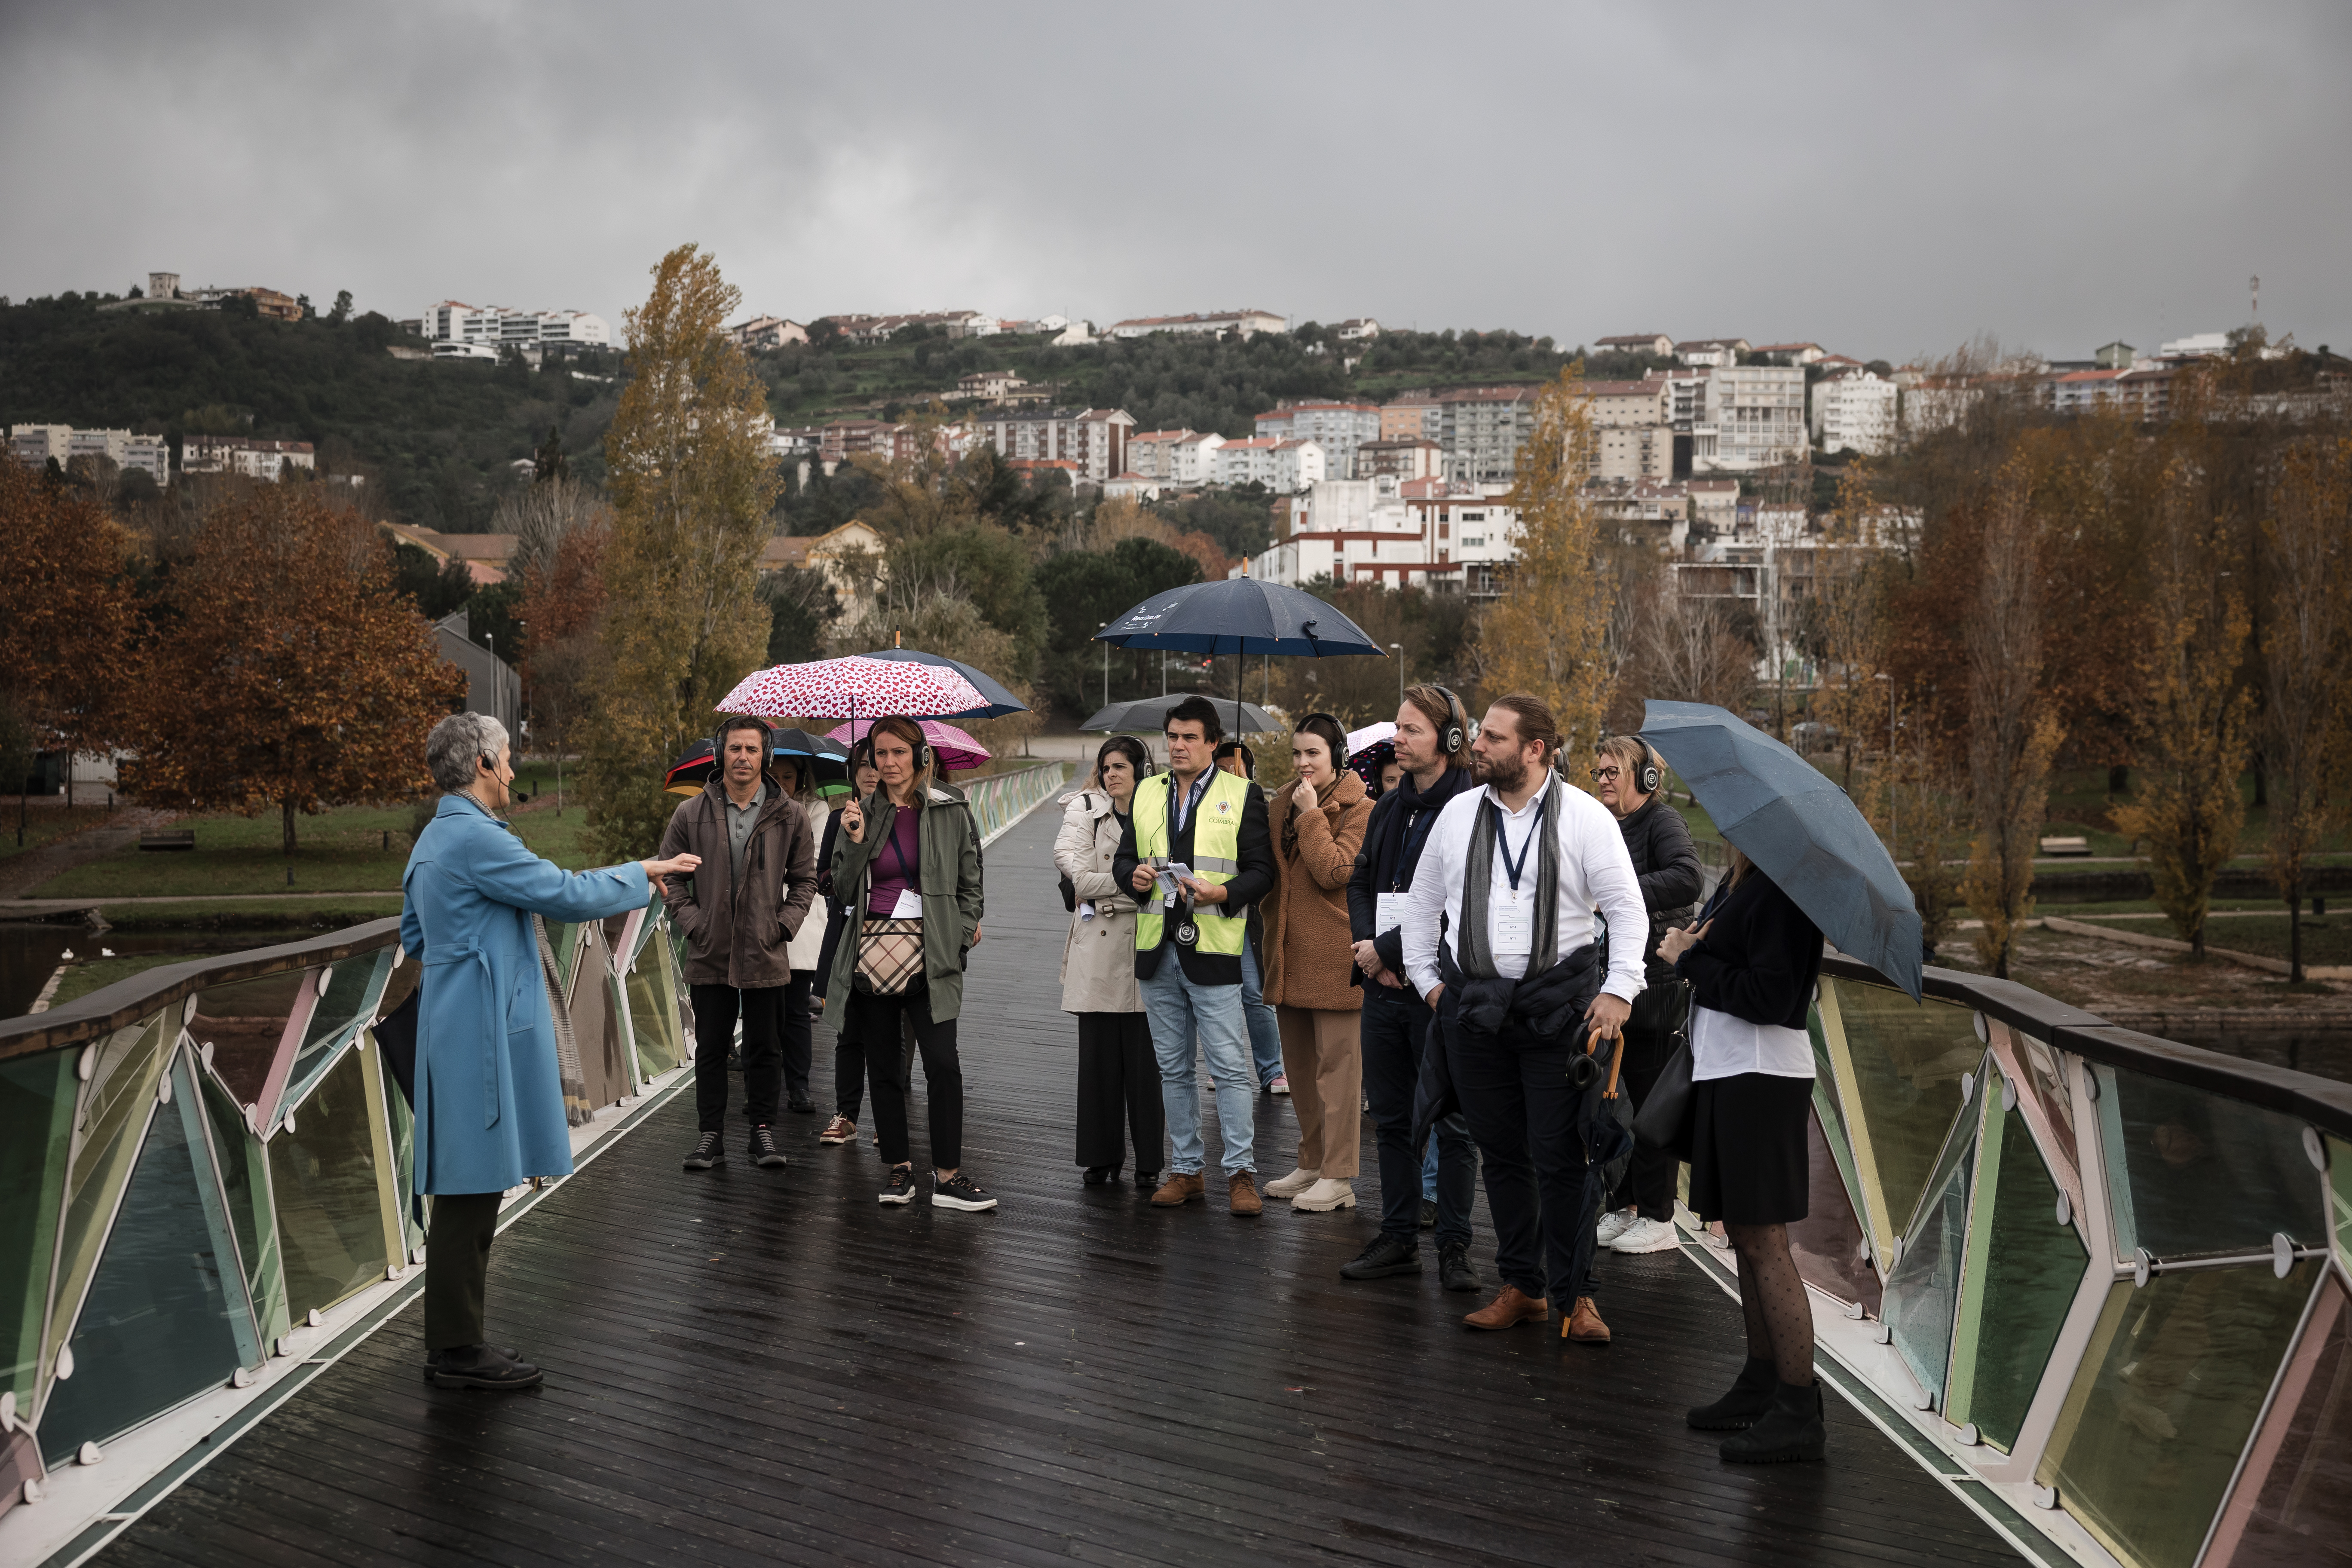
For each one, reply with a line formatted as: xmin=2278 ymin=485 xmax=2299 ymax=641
xmin=1095 ymin=577 xmax=1385 ymax=736
xmin=1638 ymin=699 xmax=1924 ymax=1001
xmin=861 ymin=648 xmax=1029 ymax=720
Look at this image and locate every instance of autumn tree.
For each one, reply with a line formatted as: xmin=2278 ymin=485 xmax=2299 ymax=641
xmin=123 ymin=487 xmax=466 ymax=854
xmin=2254 ymin=437 xmax=2349 ymax=979
xmin=1803 ymin=464 xmax=1893 ymax=788
xmin=0 ymin=459 xmax=141 ymax=808
xmin=515 ymin=513 xmax=610 ymax=813
xmin=581 ymin=244 xmax=781 ymax=862
xmin=1483 ymin=366 xmax=1614 ymax=759
xmin=1959 ymin=465 xmax=2066 ymax=978
xmin=2109 ymin=463 xmax=2255 ymax=959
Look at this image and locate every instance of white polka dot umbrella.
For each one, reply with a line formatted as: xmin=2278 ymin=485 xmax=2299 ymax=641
xmin=715 ymin=656 xmax=989 ymax=722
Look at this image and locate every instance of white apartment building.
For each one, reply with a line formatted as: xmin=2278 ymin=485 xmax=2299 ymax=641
xmin=1333 ymin=318 xmax=1381 ymax=340
xmin=9 ymin=425 xmax=72 ymax=465
xmin=1813 ymin=369 xmax=1898 ymax=455
xmin=181 ymin=436 xmax=316 ymax=480
xmin=972 ymin=407 xmax=1135 ymax=484
xmin=419 ymin=301 xmax=611 ymax=351
xmin=1694 ymin=364 xmax=1806 ymax=472
xmin=1255 ymin=402 xmax=1381 ymax=478
xmin=1213 ymin=437 xmax=1326 ymax=492
xmin=11 ymin=426 xmax=168 ymax=485
xmin=729 ymin=315 xmax=810 ymax=350
xmin=1244 ymin=476 xmax=1517 ymax=594
xmin=1676 ymin=338 xmax=1750 ymax=368
xmin=1108 ymin=309 xmax=1287 ymax=340
xmin=1592 ymin=424 xmax=1675 ymax=483
xmin=1595 ymin=334 xmax=1675 ymax=357
xmin=1126 ymin=429 xmax=1227 ymax=486
xmin=1436 ymin=386 xmax=1537 ymax=484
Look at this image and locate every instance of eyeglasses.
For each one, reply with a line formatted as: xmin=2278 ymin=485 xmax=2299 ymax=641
xmin=1589 ymin=766 xmax=1622 ymax=781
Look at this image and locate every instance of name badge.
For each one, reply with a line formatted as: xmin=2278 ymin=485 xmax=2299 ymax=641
xmin=890 ymin=888 xmax=922 ymax=919
xmin=1375 ymin=891 xmax=1404 ymax=934
xmin=1492 ymin=892 xmax=1534 ymax=959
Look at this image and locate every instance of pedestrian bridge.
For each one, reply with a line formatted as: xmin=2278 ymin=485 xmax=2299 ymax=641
xmin=2 ymin=764 xmax=2345 ymax=1568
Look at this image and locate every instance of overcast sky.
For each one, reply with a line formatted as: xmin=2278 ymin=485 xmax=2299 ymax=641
xmin=5 ymin=1 xmax=2346 ymax=362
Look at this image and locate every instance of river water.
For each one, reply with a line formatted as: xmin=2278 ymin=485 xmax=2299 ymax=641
xmin=0 ymin=925 xmax=318 ymax=1021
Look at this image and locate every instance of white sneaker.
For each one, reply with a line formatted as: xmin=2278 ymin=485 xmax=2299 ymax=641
xmin=1594 ymin=1206 xmax=1638 ymax=1247
xmin=1263 ymin=1167 xmax=1321 ymax=1199
xmin=1292 ymin=1177 xmax=1357 ymax=1212
xmin=1611 ymin=1216 xmax=1682 ymax=1254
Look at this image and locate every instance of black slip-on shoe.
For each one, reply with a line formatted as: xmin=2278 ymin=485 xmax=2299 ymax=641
xmin=788 ymin=1095 xmax=817 ymax=1114
xmin=1420 ymin=1198 xmax=1438 ymax=1229
xmin=683 ymin=1131 xmax=725 ymax=1171
xmin=933 ymin=1173 xmax=998 ymax=1212
xmin=1083 ymin=1166 xmax=1117 ymax=1186
xmin=428 ymin=1343 xmax=543 ymax=1390
xmin=1719 ymin=1380 xmax=1827 ymax=1462
xmin=1340 ymin=1234 xmax=1423 ymax=1281
xmin=748 ymin=1125 xmax=788 ymax=1169
xmin=1438 ymin=1240 xmax=1482 ymax=1294
xmin=421 ymin=1344 xmax=516 ymax=1378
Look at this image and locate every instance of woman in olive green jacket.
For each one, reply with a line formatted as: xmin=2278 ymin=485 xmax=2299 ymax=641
xmin=824 ymin=716 xmax=990 ymax=1210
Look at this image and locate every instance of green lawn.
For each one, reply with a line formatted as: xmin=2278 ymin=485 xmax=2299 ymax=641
xmin=0 ymin=806 xmax=118 ymax=864
xmin=47 ymin=952 xmax=200 ymax=1009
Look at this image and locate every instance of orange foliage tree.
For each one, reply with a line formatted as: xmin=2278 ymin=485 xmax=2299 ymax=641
xmin=0 ymin=458 xmax=141 ymax=801
xmin=122 ymin=487 xmax=467 ymax=854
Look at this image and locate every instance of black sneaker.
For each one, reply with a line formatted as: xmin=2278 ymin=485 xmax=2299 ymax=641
xmin=1439 ymin=1239 xmax=1481 ymax=1294
xmin=748 ymin=1125 xmax=787 ymax=1169
xmin=932 ymin=1172 xmax=998 ymax=1212
xmin=427 ymin=1343 xmax=543 ymax=1390
xmin=1340 ymin=1234 xmax=1423 ymax=1280
xmin=1420 ymin=1199 xmax=1438 ymax=1229
xmin=788 ymin=1095 xmax=817 ymax=1115
xmin=420 ymin=1344 xmax=516 ymax=1378
xmin=683 ymin=1131 xmax=725 ymax=1171
xmin=879 ymin=1165 xmax=916 ymax=1205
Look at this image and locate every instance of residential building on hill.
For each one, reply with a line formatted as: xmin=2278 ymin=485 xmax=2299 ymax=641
xmin=182 ymin=436 xmax=316 ymax=481
xmin=1126 ymin=429 xmax=1226 ymax=486
xmin=956 ymin=369 xmax=1029 ymax=402
xmin=1355 ymin=438 xmax=1442 ymax=481
xmin=9 ymin=425 xmax=170 ymax=485
xmin=1333 ymin=318 xmax=1381 ymax=340
xmin=381 ymin=523 xmax=516 ymax=586
xmin=972 ymin=407 xmax=1134 ymax=483
xmin=1255 ymin=401 xmax=1381 ymax=478
xmin=1245 ymin=475 xmax=1518 ymax=596
xmin=818 ymin=310 xmax=998 ymax=343
xmin=1694 ymin=364 xmax=1805 ymax=471
xmin=1750 ymin=342 xmax=1825 ymax=365
xmin=1108 ymin=309 xmax=1286 ymax=340
xmin=1676 ymin=338 xmax=1750 ymax=368
xmin=729 ymin=316 xmax=810 ymax=350
xmin=1436 ymin=386 xmax=1537 ymax=484
xmin=1379 ymin=394 xmax=1443 ymax=443
xmin=1813 ymin=368 xmax=1898 ymax=454
xmin=1213 ymin=436 xmax=1325 ymax=492
xmin=417 ymin=301 xmax=610 ymax=351
xmin=759 ymin=520 xmax=886 ymax=613
xmin=1594 ymin=334 xmax=1675 ymax=357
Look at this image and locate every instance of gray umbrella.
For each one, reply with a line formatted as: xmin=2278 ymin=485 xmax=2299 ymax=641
xmin=1082 ymin=696 xmax=1280 ymax=735
xmin=1639 ymin=699 xmax=1923 ymax=1001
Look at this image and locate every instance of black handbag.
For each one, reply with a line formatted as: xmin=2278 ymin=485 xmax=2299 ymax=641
xmin=1631 ymin=986 xmax=1696 ymax=1161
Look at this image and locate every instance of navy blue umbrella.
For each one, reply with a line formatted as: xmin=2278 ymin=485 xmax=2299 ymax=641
xmin=861 ymin=648 xmax=1029 ymax=720
xmin=1095 ymin=577 xmax=1385 ymax=735
xmin=1638 ymin=699 xmax=1924 ymax=1001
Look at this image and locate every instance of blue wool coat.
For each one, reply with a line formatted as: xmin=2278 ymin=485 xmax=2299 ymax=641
xmin=400 ymin=794 xmax=650 ymax=1196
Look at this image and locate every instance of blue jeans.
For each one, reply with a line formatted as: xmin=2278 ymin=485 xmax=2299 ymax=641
xmin=1140 ymin=961 xmax=1258 ymax=1176
xmin=1241 ymin=940 xmax=1283 ymax=1087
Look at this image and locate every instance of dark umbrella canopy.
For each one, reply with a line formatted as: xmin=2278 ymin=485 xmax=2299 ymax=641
xmin=1638 ymin=699 xmax=1924 ymax=1001
xmin=861 ymin=648 xmax=1029 ymax=720
xmin=1082 ymin=697 xmax=1280 ymax=735
xmin=665 ymin=732 xmax=849 ymax=797
xmin=1096 ymin=577 xmax=1386 ymax=657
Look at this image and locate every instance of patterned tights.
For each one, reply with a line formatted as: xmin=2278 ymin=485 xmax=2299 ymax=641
xmin=1728 ymin=1222 xmax=1815 ymax=1385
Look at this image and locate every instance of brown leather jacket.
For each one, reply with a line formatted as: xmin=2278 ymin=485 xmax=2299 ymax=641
xmin=658 ymin=774 xmax=818 ymax=989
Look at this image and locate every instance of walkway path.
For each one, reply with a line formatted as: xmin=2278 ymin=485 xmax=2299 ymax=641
xmin=0 ymin=809 xmax=175 ymax=900
xmin=94 ymin=801 xmax=2024 ymax=1568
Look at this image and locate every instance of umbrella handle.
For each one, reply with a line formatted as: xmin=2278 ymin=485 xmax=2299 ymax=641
xmin=1593 ymin=1026 xmax=1626 ymax=1099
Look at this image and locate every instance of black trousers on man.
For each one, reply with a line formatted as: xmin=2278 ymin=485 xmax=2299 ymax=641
xmin=1448 ymin=1013 xmax=1602 ymax=1306
xmin=779 ymin=974 xmax=813 ymax=1106
xmin=1362 ymin=984 xmax=1477 ymax=1248
xmin=691 ymin=982 xmax=784 ymax=1132
xmin=423 ymin=1191 xmax=502 ymax=1350
xmin=1608 ymin=981 xmax=1689 ymax=1222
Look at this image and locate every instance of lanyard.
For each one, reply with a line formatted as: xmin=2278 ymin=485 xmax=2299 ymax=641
xmin=1489 ymin=791 xmax=1546 ymax=894
xmin=1173 ymin=770 xmax=1210 ymax=833
xmin=882 ymin=809 xmax=916 ymax=887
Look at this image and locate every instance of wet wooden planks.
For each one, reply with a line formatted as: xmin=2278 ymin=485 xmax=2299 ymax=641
xmin=98 ymin=800 xmax=2023 ymax=1568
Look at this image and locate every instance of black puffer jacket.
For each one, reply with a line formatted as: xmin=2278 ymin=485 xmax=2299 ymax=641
xmin=1616 ymin=796 xmax=1703 ymax=984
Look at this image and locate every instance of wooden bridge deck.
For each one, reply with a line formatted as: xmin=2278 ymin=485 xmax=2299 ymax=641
xmin=95 ymin=801 xmax=2025 ymax=1568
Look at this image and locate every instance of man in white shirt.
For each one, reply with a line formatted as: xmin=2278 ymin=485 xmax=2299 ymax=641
xmin=1402 ymin=695 xmax=1648 ymax=1337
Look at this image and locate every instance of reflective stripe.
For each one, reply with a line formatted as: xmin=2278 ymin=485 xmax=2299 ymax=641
xmin=1190 ymin=855 xmax=1240 ymax=874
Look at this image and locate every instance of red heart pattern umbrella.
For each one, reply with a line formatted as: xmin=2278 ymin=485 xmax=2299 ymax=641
xmin=716 ymin=656 xmax=988 ymax=721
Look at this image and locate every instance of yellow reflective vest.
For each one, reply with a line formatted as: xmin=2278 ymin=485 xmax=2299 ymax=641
xmin=1130 ymin=767 xmax=1253 ymax=959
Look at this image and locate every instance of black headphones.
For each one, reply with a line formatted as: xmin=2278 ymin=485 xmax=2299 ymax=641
xmin=713 ymin=714 xmax=775 ymax=768
xmin=1636 ymin=741 xmax=1663 ymax=797
xmin=869 ymin=720 xmax=931 ymax=776
xmin=1424 ymin=685 xmax=1468 ymax=756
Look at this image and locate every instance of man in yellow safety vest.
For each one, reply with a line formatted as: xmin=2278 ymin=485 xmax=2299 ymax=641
xmin=1113 ymin=695 xmax=1277 ymax=1216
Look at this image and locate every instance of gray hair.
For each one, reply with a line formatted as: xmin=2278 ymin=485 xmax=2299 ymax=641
xmin=427 ymin=711 xmax=510 ymax=793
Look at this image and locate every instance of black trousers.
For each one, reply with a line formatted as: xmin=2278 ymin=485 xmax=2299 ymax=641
xmin=1608 ymin=981 xmax=1689 ymax=1222
xmin=692 ymin=983 xmax=784 ymax=1132
xmin=1361 ymin=984 xmax=1477 ymax=1247
xmin=1075 ymin=1011 xmax=1163 ymax=1173
xmin=423 ymin=1191 xmax=502 ymax=1350
xmin=1448 ymin=1014 xmax=1601 ymax=1305
xmin=848 ymin=983 xmax=963 ymax=1169
xmin=780 ymin=973 xmax=813 ymax=1103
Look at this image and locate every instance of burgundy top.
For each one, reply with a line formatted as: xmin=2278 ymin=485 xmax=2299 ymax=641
xmin=867 ymin=806 xmax=921 ymax=918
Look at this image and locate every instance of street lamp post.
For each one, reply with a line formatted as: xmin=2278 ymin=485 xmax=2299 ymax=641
xmin=1100 ymin=623 xmax=1109 ymax=709
xmin=1875 ymin=671 xmax=1896 ymax=863
xmin=1390 ymin=643 xmax=1404 ymax=706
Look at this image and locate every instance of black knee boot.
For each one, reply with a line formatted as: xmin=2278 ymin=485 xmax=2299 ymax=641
xmin=1719 ymin=1379 xmax=1827 ymax=1463
xmin=1687 ymin=1356 xmax=1777 ymax=1430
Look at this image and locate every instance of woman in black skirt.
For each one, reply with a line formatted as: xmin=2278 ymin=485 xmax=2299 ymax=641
xmin=1658 ymin=846 xmax=1827 ymax=1464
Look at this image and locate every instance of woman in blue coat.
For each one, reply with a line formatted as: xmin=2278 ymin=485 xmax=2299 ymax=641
xmin=401 ymin=712 xmax=699 ymax=1389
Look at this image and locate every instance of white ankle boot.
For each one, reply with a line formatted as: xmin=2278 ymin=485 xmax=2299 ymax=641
xmin=1263 ymin=1167 xmax=1320 ymax=1199
xmin=1293 ymin=1177 xmax=1357 ymax=1212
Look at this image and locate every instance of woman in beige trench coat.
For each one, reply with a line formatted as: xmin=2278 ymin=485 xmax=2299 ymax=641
xmin=1055 ymin=736 xmax=1164 ymax=1188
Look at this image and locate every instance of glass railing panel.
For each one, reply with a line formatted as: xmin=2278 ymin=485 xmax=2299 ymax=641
xmin=1789 ymin=1099 xmax=1883 ymax=1312
xmin=627 ymin=956 xmax=677 ymax=1080
xmin=281 ymin=954 xmax=388 ymax=1109
xmin=1 ymin=1048 xmax=77 ymax=1407
xmin=48 ymin=1013 xmax=174 ymax=1373
xmin=572 ymin=923 xmax=628 ymax=1110
xmin=38 ymin=1056 xmax=250 ymax=1463
xmin=190 ymin=970 xmax=306 ymax=1106
xmin=2330 ymin=1137 xmax=2351 ymax=1277
xmin=2094 ymin=1063 xmax=2326 ymax=1262
xmin=383 ymin=1050 xmax=424 ymax=1259
xmin=2037 ymin=1262 xmax=2321 ymax=1568
xmin=199 ymin=1066 xmax=285 ymax=1346
xmin=1822 ymin=976 xmax=1979 ymax=1256
xmin=2010 ymin=1028 xmax=2080 ymax=1178
xmin=1946 ymin=1103 xmax=2089 ymax=1453
xmin=267 ymin=1047 xmax=392 ymax=1320
xmin=1880 ymin=1072 xmax=1982 ymax=1409
xmin=2204 ymin=1274 xmax=2350 ymax=1567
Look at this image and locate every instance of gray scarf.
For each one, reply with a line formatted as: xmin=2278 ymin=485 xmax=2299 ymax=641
xmin=1455 ymin=786 xmax=1560 ymax=980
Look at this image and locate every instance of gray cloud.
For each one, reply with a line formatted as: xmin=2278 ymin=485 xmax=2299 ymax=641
xmin=4 ymin=0 xmax=2345 ymax=361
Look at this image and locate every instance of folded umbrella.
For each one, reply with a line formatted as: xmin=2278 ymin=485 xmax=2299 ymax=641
xmin=1638 ymin=698 xmax=1923 ymax=1001
xmin=827 ymin=718 xmax=990 ymax=772
xmin=861 ymin=648 xmax=1029 ymax=720
xmin=716 ymin=655 xmax=987 ymax=721
xmin=1082 ymin=696 xmax=1280 ymax=735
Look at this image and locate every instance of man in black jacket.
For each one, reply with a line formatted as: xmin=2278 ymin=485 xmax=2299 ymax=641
xmin=1590 ymin=735 xmax=1703 ymax=1254
xmin=1340 ymin=686 xmax=1481 ymax=1289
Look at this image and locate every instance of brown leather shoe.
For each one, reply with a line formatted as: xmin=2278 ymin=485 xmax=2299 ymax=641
xmin=1228 ymin=1170 xmax=1262 ymax=1216
xmin=1462 ymin=1286 xmax=1550 ymax=1330
xmin=1564 ymin=1295 xmax=1611 ymax=1344
xmin=1151 ymin=1173 xmax=1206 ymax=1207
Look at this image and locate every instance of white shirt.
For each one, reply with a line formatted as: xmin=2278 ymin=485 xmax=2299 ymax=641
xmin=1401 ymin=772 xmax=1648 ymax=1005
xmin=1690 ymin=1004 xmax=1815 ymax=1081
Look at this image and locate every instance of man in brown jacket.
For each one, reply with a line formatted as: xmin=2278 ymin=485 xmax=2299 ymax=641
xmin=660 ymin=715 xmax=819 ymax=1172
